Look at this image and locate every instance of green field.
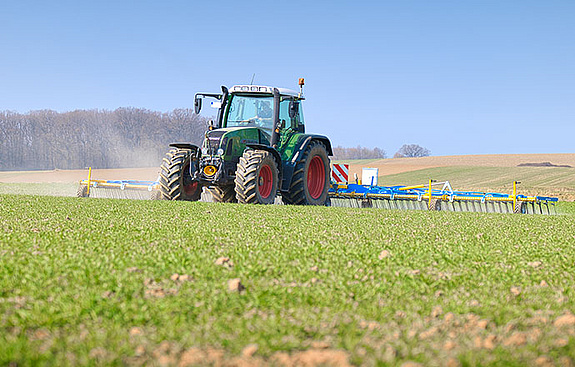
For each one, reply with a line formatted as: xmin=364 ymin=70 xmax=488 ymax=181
xmin=0 ymin=183 xmax=78 ymax=197
xmin=1 ymin=194 xmax=575 ymax=366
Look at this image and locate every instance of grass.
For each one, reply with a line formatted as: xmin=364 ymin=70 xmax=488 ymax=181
xmin=0 ymin=183 xmax=78 ymax=197
xmin=1 ymin=194 xmax=575 ymax=366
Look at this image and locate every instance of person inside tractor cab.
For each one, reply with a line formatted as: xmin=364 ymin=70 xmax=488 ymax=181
xmin=227 ymin=96 xmax=274 ymax=135
xmin=257 ymin=100 xmax=272 ymax=119
xmin=248 ymin=100 xmax=273 ymax=133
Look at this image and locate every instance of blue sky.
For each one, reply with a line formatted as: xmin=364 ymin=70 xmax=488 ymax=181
xmin=1 ymin=0 xmax=574 ymax=156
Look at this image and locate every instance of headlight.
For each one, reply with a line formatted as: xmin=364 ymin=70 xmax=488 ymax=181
xmin=202 ymin=147 xmax=209 ymax=155
xmin=203 ymin=165 xmax=217 ymax=177
xmin=216 ymin=148 xmax=224 ymax=156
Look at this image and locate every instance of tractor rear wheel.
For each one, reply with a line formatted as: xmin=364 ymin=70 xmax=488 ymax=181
xmin=234 ymin=150 xmax=278 ymax=204
xmin=282 ymin=141 xmax=330 ymax=205
xmin=158 ymin=148 xmax=201 ymax=201
xmin=210 ymin=185 xmax=238 ymax=203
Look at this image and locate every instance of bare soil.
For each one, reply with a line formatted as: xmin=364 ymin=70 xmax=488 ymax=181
xmin=1 ymin=153 xmax=574 ymax=185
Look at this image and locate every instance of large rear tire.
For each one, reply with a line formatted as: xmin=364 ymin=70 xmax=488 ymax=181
xmin=210 ymin=185 xmax=238 ymax=203
xmin=282 ymin=141 xmax=330 ymax=206
xmin=158 ymin=148 xmax=201 ymax=201
xmin=234 ymin=150 xmax=278 ymax=204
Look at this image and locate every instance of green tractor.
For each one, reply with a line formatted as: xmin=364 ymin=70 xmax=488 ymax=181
xmin=158 ymin=79 xmax=333 ymax=205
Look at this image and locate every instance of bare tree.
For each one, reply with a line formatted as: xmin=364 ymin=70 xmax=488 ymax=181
xmin=332 ymin=145 xmax=386 ymax=160
xmin=0 ymin=108 xmax=208 ymax=171
xmin=394 ymin=144 xmax=431 ymax=158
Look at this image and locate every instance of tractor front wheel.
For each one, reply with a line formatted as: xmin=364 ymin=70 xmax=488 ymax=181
xmin=210 ymin=185 xmax=238 ymax=203
xmin=282 ymin=141 xmax=330 ymax=205
xmin=234 ymin=150 xmax=278 ymax=204
xmin=158 ymin=148 xmax=202 ymax=201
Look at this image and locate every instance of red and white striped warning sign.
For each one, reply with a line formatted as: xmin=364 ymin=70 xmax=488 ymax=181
xmin=331 ymin=163 xmax=349 ymax=183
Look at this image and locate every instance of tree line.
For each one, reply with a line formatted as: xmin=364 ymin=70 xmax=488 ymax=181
xmin=0 ymin=108 xmax=430 ymax=171
xmin=0 ymin=108 xmax=207 ymax=170
xmin=332 ymin=145 xmax=387 ymax=160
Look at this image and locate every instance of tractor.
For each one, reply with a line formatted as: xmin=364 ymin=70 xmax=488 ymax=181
xmin=157 ymin=79 xmax=333 ymax=205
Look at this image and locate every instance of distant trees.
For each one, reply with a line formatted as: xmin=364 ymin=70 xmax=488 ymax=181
xmin=394 ymin=144 xmax=431 ymax=158
xmin=332 ymin=145 xmax=386 ymax=160
xmin=0 ymin=108 xmax=208 ymax=170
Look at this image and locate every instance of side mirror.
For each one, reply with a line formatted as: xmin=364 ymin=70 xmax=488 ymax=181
xmin=288 ymin=100 xmax=299 ymax=118
xmin=194 ymin=97 xmax=202 ymax=114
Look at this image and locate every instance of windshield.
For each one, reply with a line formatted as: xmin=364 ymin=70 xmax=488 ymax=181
xmin=225 ymin=95 xmax=274 ymax=135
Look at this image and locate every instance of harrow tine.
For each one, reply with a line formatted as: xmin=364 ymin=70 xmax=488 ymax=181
xmin=487 ymin=202 xmax=495 ymax=213
xmin=534 ymin=203 xmax=542 ymax=215
xmin=471 ymin=201 xmax=479 ymax=213
xmin=384 ymin=199 xmax=392 ymax=210
xmin=336 ymin=181 xmax=557 ymax=214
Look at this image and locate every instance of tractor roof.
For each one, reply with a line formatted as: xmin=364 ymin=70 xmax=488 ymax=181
xmin=230 ymin=85 xmax=302 ymax=99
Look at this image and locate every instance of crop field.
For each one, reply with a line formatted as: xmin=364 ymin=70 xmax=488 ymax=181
xmin=1 ymin=194 xmax=575 ymax=366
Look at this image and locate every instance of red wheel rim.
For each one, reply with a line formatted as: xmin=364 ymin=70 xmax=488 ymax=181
xmin=183 ymin=181 xmax=199 ymax=196
xmin=258 ymin=165 xmax=273 ymax=199
xmin=307 ymin=156 xmax=325 ymax=199
xmin=182 ymin=160 xmax=199 ymax=197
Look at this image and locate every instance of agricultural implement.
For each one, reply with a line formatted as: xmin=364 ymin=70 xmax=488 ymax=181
xmin=77 ymin=165 xmax=559 ymax=214
xmin=327 ymin=164 xmax=558 ymax=214
xmin=77 ymin=168 xmax=161 ymax=200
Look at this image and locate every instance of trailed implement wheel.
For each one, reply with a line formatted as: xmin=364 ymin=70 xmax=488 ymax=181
xmin=514 ymin=201 xmax=526 ymax=214
xmin=158 ymin=148 xmax=201 ymax=201
xmin=210 ymin=185 xmax=238 ymax=203
xmin=428 ymin=198 xmax=441 ymax=211
xmin=282 ymin=141 xmax=330 ymax=206
xmin=150 ymin=190 xmax=164 ymax=200
xmin=77 ymin=185 xmax=88 ymax=198
xmin=235 ymin=150 xmax=278 ymax=204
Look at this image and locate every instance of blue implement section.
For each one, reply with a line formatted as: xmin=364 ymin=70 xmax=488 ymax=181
xmin=78 ymin=179 xmax=160 ymax=200
xmin=328 ymin=182 xmax=558 ymax=214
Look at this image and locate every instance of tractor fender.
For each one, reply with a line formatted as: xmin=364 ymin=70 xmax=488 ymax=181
xmin=289 ymin=135 xmax=333 ymax=164
xmin=280 ymin=135 xmax=333 ymax=192
xmin=245 ymin=144 xmax=283 ymax=181
xmin=169 ymin=143 xmax=200 ymax=153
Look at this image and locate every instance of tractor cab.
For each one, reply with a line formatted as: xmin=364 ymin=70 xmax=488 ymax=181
xmin=195 ymin=84 xmax=305 ymax=148
xmin=192 ymin=84 xmax=307 ymax=186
